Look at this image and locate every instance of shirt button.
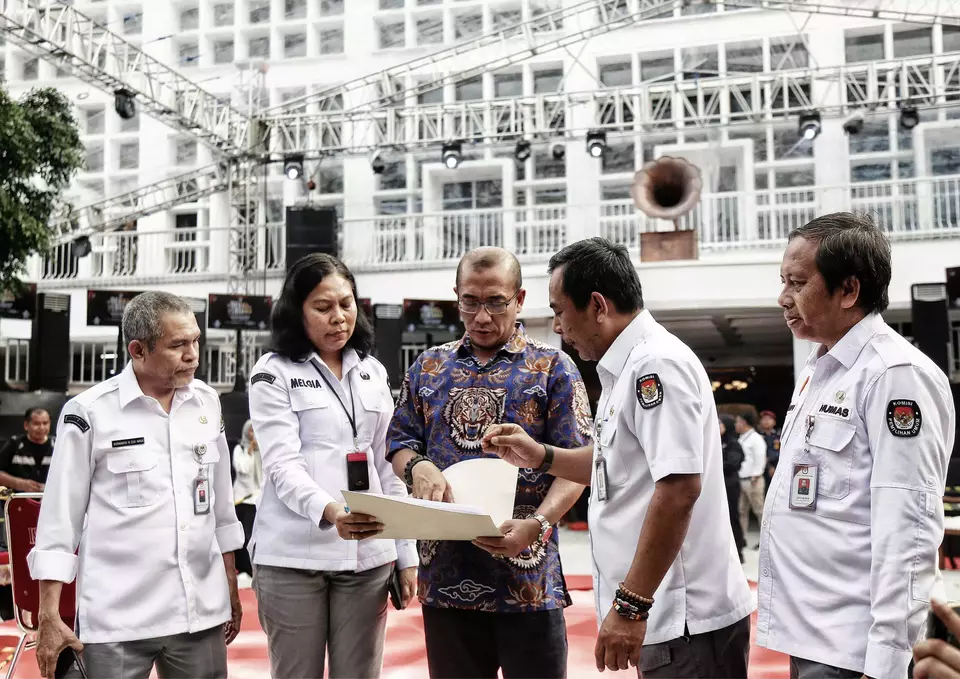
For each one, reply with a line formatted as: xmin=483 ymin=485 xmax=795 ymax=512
xmin=128 ymin=462 xmax=136 ymax=469
xmin=761 ymin=568 xmax=770 ymax=577
xmin=180 ymin=524 xmax=187 ymax=531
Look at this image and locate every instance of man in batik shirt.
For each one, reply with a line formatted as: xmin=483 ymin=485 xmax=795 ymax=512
xmin=388 ymin=247 xmax=592 ymax=679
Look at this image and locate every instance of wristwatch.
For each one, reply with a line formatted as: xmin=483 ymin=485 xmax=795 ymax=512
xmin=529 ymin=513 xmax=553 ymax=544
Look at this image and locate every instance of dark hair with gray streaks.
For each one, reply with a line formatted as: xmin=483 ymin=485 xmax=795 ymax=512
xmin=122 ymin=291 xmax=193 ymax=352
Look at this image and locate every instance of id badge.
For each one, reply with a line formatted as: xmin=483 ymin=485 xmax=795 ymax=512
xmin=346 ymin=452 xmax=370 ymax=491
xmin=595 ymin=455 xmax=608 ymax=501
xmin=788 ymin=462 xmax=818 ymax=510
xmin=193 ymin=469 xmax=210 ymax=515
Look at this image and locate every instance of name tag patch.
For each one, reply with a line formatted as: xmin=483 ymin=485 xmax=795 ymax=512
xmin=112 ymin=437 xmax=145 ymax=448
xmin=291 ymin=378 xmax=323 ymax=389
xmin=817 ymin=403 xmax=851 ymax=419
xmin=63 ymin=414 xmax=90 ymax=433
xmin=887 ymin=399 xmax=922 ymax=438
xmin=251 ymin=372 xmax=276 ymax=385
xmin=636 ymin=374 xmax=663 ymax=410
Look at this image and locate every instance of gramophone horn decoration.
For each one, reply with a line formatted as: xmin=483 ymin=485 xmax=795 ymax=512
xmin=630 ymin=156 xmax=703 ymax=262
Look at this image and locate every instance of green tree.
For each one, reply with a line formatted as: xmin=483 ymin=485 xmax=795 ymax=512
xmin=0 ymin=87 xmax=84 ymax=292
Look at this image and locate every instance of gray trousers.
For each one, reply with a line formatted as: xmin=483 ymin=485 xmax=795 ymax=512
xmin=639 ymin=616 xmax=751 ymax=679
xmin=789 ymin=657 xmax=862 ymax=679
xmin=253 ymin=562 xmax=392 ymax=679
xmin=71 ymin=624 xmax=227 ymax=679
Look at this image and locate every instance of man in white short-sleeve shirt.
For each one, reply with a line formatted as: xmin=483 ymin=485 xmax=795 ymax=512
xmin=483 ymin=238 xmax=754 ymax=678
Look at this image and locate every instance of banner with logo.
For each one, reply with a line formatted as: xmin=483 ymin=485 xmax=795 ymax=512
xmin=86 ymin=289 xmax=144 ymax=327
xmin=402 ymin=299 xmax=462 ymax=334
xmin=208 ymin=294 xmax=272 ymax=331
xmin=0 ymin=283 xmax=37 ymax=321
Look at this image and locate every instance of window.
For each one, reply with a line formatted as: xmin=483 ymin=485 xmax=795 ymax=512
xmin=848 ymin=118 xmax=890 ymax=154
xmin=681 ymin=46 xmax=718 ymax=79
xmin=600 ymin=61 xmax=632 ymax=87
xmin=180 ymin=7 xmax=199 ymax=31
xmin=249 ymin=0 xmax=270 ymax=24
xmin=379 ymin=20 xmax=405 ymax=49
xmin=417 ymin=0 xmax=441 ymax=5
xmin=533 ymin=67 xmax=563 ymax=94
xmin=284 ymin=33 xmax=306 ymax=58
xmin=601 ymin=184 xmax=632 ymax=201
xmin=775 ymin=168 xmax=815 ymax=187
xmin=214 ymin=39 xmax=234 ymax=64
xmin=531 ymin=1 xmax=562 ymax=31
xmin=771 ymin=37 xmax=809 ymax=69
xmin=944 ymin=26 xmax=960 ymax=53
xmin=378 ymin=160 xmax=407 ymax=190
xmin=119 ymin=112 xmax=139 ymax=133
xmin=122 ymin=11 xmax=142 ymax=35
xmin=494 ymin=72 xmax=522 ymax=98
xmin=534 ymin=187 xmax=566 ymax=204
xmin=456 ymin=76 xmax=482 ymax=101
xmin=893 ymin=29 xmax=932 ymax=58
xmin=213 ymin=3 xmax=234 ymax=26
xmin=534 ymin=150 xmax=564 ymax=179
xmin=319 ymin=27 xmax=344 ymax=55
xmin=845 ymin=32 xmax=884 ymax=63
xmin=492 ymin=7 xmax=522 ymax=37
xmin=175 ymin=138 xmax=198 ymax=165
xmin=455 ymin=13 xmax=482 ymax=40
xmin=850 ymin=163 xmax=891 ymax=182
xmin=179 ymin=41 xmax=199 ymax=66
xmin=726 ymin=42 xmax=763 ymax=74
xmin=319 ymin=0 xmax=343 ymax=16
xmin=85 ymin=143 xmax=104 ymax=172
xmin=22 ymin=57 xmax=38 ymax=80
xmin=379 ymin=0 xmax=403 ymax=8
xmin=603 ymin=141 xmax=635 ymax=174
xmin=773 ymin=127 xmax=813 ymax=159
xmin=118 ymin=141 xmax=139 ymax=170
xmin=418 ymin=82 xmax=443 ymax=104
xmin=639 ymin=54 xmax=674 ymax=83
xmin=248 ymin=35 xmax=270 ymax=58
xmin=285 ymin=0 xmax=306 ymax=20
xmin=279 ymin=88 xmax=307 ymax=113
xmin=417 ymin=16 xmax=443 ymax=45
xmin=84 ymin=107 xmax=105 ymax=135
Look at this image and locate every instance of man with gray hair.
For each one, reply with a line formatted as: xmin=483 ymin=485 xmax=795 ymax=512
xmin=28 ymin=291 xmax=244 ymax=679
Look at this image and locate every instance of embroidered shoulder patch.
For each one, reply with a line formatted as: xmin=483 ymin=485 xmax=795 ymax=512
xmin=251 ymin=372 xmax=276 ymax=385
xmin=887 ymin=399 xmax=922 ymax=438
xmin=63 ymin=413 xmax=90 ymax=433
xmin=636 ymin=374 xmax=663 ymax=410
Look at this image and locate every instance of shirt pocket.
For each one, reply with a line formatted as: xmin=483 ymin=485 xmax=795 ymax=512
xmin=807 ymin=419 xmax=857 ymax=500
xmin=289 ymin=389 xmax=331 ymax=442
xmin=357 ymin=384 xmax=389 ymax=450
xmin=597 ymin=425 xmax=628 ymax=487
xmin=106 ymin=448 xmax=161 ymax=508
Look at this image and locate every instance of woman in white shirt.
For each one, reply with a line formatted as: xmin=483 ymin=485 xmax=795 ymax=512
xmin=247 ymin=253 xmax=417 ymax=679
xmin=232 ymin=420 xmax=262 ymax=579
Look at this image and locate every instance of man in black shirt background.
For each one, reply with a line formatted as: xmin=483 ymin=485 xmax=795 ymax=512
xmin=0 ymin=407 xmax=53 ymax=492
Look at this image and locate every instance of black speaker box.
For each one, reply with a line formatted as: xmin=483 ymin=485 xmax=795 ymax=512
xmin=29 ymin=293 xmax=71 ymax=392
xmin=285 ymin=206 xmax=338 ymax=270
xmin=911 ymin=283 xmax=951 ymax=375
xmin=947 ymin=266 xmax=960 ymax=310
xmin=373 ymin=304 xmax=404 ymax=389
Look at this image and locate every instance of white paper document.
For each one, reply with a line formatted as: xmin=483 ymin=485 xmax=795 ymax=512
xmin=341 ymin=458 xmax=519 ymax=541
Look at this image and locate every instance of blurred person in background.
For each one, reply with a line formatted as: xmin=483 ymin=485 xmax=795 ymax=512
xmin=736 ymin=411 xmax=767 ymax=547
xmin=248 ymin=253 xmax=417 ymax=679
xmin=232 ymin=419 xmax=262 ymax=582
xmin=758 ymin=410 xmax=780 ymax=490
xmin=720 ymin=414 xmax=746 ymax=563
xmin=0 ymin=407 xmax=54 ymax=493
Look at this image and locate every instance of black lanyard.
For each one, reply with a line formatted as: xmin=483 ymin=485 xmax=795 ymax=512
xmin=309 ymin=358 xmax=358 ymax=450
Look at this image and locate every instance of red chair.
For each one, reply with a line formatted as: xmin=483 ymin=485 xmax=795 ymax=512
xmin=4 ymin=493 xmax=77 ymax=679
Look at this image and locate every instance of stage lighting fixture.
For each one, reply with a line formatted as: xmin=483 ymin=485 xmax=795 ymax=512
xmin=114 ymin=88 xmax=136 ymax=120
xmin=900 ymin=106 xmax=920 ymax=130
xmin=843 ymin=112 xmax=864 ymax=135
xmin=798 ymin=111 xmax=821 ymax=141
xmin=551 ymin=141 xmax=566 ymax=161
xmin=370 ymin=150 xmax=386 ymax=175
xmin=586 ymin=130 xmax=607 ymax=158
xmin=284 ymin=154 xmax=304 ymax=180
xmin=442 ymin=142 xmax=462 ymax=170
xmin=514 ymin=140 xmax=532 ymax=162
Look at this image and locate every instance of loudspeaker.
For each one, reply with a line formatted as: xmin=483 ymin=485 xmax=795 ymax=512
xmin=947 ymin=267 xmax=960 ymax=310
xmin=29 ymin=293 xmax=71 ymax=392
xmin=373 ymin=304 xmax=404 ymax=390
xmin=911 ymin=283 xmax=951 ymax=375
xmin=285 ymin=206 xmax=338 ymax=270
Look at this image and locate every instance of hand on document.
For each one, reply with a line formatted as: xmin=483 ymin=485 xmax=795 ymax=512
xmin=481 ymin=424 xmax=546 ymax=470
xmin=410 ymin=459 xmax=456 ymax=503
xmin=472 ymin=518 xmax=541 ymax=559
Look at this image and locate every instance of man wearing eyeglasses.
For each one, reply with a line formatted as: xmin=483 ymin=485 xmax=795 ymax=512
xmin=387 ymin=246 xmax=593 ymax=679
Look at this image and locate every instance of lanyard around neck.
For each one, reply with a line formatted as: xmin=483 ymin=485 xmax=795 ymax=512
xmin=308 ymin=358 xmax=358 ymax=451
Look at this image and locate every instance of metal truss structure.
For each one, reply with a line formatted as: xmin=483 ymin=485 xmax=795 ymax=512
xmin=4 ymin=0 xmax=960 ymax=289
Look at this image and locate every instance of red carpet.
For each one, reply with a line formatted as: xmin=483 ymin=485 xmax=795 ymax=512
xmin=0 ymin=582 xmax=789 ymax=678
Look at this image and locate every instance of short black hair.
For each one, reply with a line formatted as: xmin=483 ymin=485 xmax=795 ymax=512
xmin=456 ymin=248 xmax=522 ymax=291
xmin=269 ymin=253 xmax=375 ymax=361
xmin=24 ymin=407 xmax=48 ymax=422
xmin=737 ymin=411 xmax=758 ymax=428
xmin=788 ymin=212 xmax=891 ymax=315
xmin=547 ymin=237 xmax=643 ymax=313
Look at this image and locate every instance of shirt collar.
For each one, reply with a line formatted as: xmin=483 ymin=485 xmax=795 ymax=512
xmin=308 ymin=348 xmax=360 ymax=376
xmin=118 ymin=361 xmax=197 ymax=410
xmin=806 ymin=313 xmax=885 ymax=370
xmin=458 ymin=323 xmax=528 ymax=358
xmin=597 ymin=310 xmax=657 ymax=378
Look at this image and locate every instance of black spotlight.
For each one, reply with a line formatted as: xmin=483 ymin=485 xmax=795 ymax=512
xmin=371 ymin=150 xmax=386 ymax=175
xmin=551 ymin=141 xmax=566 ymax=161
xmin=514 ymin=140 xmax=532 ymax=162
xmin=283 ymin=154 xmax=304 ymax=180
xmin=114 ymin=88 xmax=136 ymax=120
xmin=586 ymin=130 xmax=606 ymax=158
xmin=843 ymin=112 xmax=864 ymax=135
xmin=798 ymin=110 xmax=821 ymax=141
xmin=73 ymin=235 xmax=92 ymax=258
xmin=900 ymin=106 xmax=920 ymax=130
xmin=442 ymin=141 xmax=462 ymax=170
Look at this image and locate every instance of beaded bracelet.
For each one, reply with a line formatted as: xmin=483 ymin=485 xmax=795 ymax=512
xmin=613 ymin=597 xmax=649 ymax=622
xmin=617 ymin=582 xmax=654 ymax=608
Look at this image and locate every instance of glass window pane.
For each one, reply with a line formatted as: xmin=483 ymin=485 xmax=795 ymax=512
xmin=249 ymin=0 xmax=270 ymax=24
xmin=380 ymin=0 xmax=403 ymax=8
xmin=893 ymin=28 xmax=932 ymax=58
xmin=726 ymin=42 xmax=763 ymax=74
xmin=455 ymin=13 xmax=482 ymax=40
xmin=179 ymin=42 xmax=199 ymax=66
xmin=122 ymin=11 xmax=142 ymax=35
xmin=600 ymin=60 xmax=632 ymax=87
xmin=180 ymin=7 xmax=199 ymax=30
xmin=771 ymin=37 xmax=809 ymax=69
xmin=773 ymin=127 xmax=813 ymax=159
xmin=175 ymin=138 xmax=198 ymax=165
xmin=534 ymin=150 xmax=565 ymax=179
xmin=214 ymin=39 xmax=234 ymax=64
xmin=775 ymin=168 xmax=815 ymax=187
xmin=284 ymin=33 xmax=306 ymax=58
xmin=850 ymin=163 xmax=892 ymax=182
xmin=534 ymin=67 xmax=563 ymax=94
xmin=845 ymin=32 xmax=884 ymax=63
xmin=85 ymin=107 xmax=105 ymax=135
xmin=417 ymin=16 xmax=444 ymax=46
xmin=378 ymin=161 xmax=407 ymax=190
xmin=492 ymin=7 xmax=522 ymax=37
xmin=848 ymin=118 xmax=890 ymax=154
xmin=214 ymin=3 xmax=234 ymax=26
xmin=285 ymin=0 xmax=307 ymax=20
xmin=534 ymin=187 xmax=566 ymax=204
xmin=248 ymin=36 xmax=270 ymax=58
xmin=319 ymin=27 xmax=344 ymax=54
xmin=118 ymin=141 xmax=139 ymax=170
xmin=456 ymin=76 xmax=482 ymax=102
xmin=944 ymin=26 xmax=960 ymax=53
xmin=602 ymin=141 xmax=635 ymax=174
xmin=319 ymin=0 xmax=343 ymax=16
xmin=494 ymin=72 xmax=522 ymax=98
xmin=639 ymin=54 xmax=674 ymax=83
xmin=379 ymin=20 xmax=405 ymax=49
xmin=681 ymin=46 xmax=718 ymax=79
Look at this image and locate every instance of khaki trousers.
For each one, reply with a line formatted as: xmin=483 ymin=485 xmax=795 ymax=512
xmin=739 ymin=477 xmax=766 ymax=538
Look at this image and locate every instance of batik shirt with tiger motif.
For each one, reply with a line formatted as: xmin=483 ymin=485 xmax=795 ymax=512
xmin=386 ymin=323 xmax=593 ymax=613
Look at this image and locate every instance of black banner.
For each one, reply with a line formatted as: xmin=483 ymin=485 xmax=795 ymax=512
xmin=86 ymin=289 xmax=143 ymax=327
xmin=0 ymin=283 xmax=37 ymax=321
xmin=208 ymin=294 xmax=272 ymax=331
xmin=402 ymin=299 xmax=462 ymax=333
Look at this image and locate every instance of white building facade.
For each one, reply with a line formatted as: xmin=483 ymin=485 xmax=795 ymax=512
xmin=2 ymin=0 xmax=959 ymax=392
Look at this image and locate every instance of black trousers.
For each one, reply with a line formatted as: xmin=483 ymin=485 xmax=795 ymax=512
xmin=640 ymin=616 xmax=751 ymax=679
xmin=422 ymin=605 xmax=568 ymax=679
xmin=234 ymin=503 xmax=256 ymax=577
xmin=725 ymin=478 xmax=745 ymax=558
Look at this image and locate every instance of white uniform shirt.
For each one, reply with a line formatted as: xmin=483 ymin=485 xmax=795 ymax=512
xmin=27 ymin=364 xmax=244 ymax=644
xmin=590 ymin=311 xmax=754 ymax=644
xmin=739 ymin=429 xmax=768 ymax=479
xmin=756 ymin=313 xmax=956 ymax=679
xmin=248 ymin=349 xmax=417 ymax=572
xmin=232 ymin=444 xmax=262 ymax=505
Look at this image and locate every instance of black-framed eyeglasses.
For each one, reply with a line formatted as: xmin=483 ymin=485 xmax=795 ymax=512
xmin=458 ymin=290 xmax=520 ymax=315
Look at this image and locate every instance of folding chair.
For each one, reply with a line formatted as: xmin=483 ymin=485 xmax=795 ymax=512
xmin=4 ymin=493 xmax=77 ymax=679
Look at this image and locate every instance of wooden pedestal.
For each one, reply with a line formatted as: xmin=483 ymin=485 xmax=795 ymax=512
xmin=639 ymin=229 xmax=699 ymax=262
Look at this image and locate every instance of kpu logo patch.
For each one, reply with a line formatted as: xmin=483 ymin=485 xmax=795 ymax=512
xmin=636 ymin=374 xmax=663 ymax=410
xmin=886 ymin=399 xmax=922 ymax=438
